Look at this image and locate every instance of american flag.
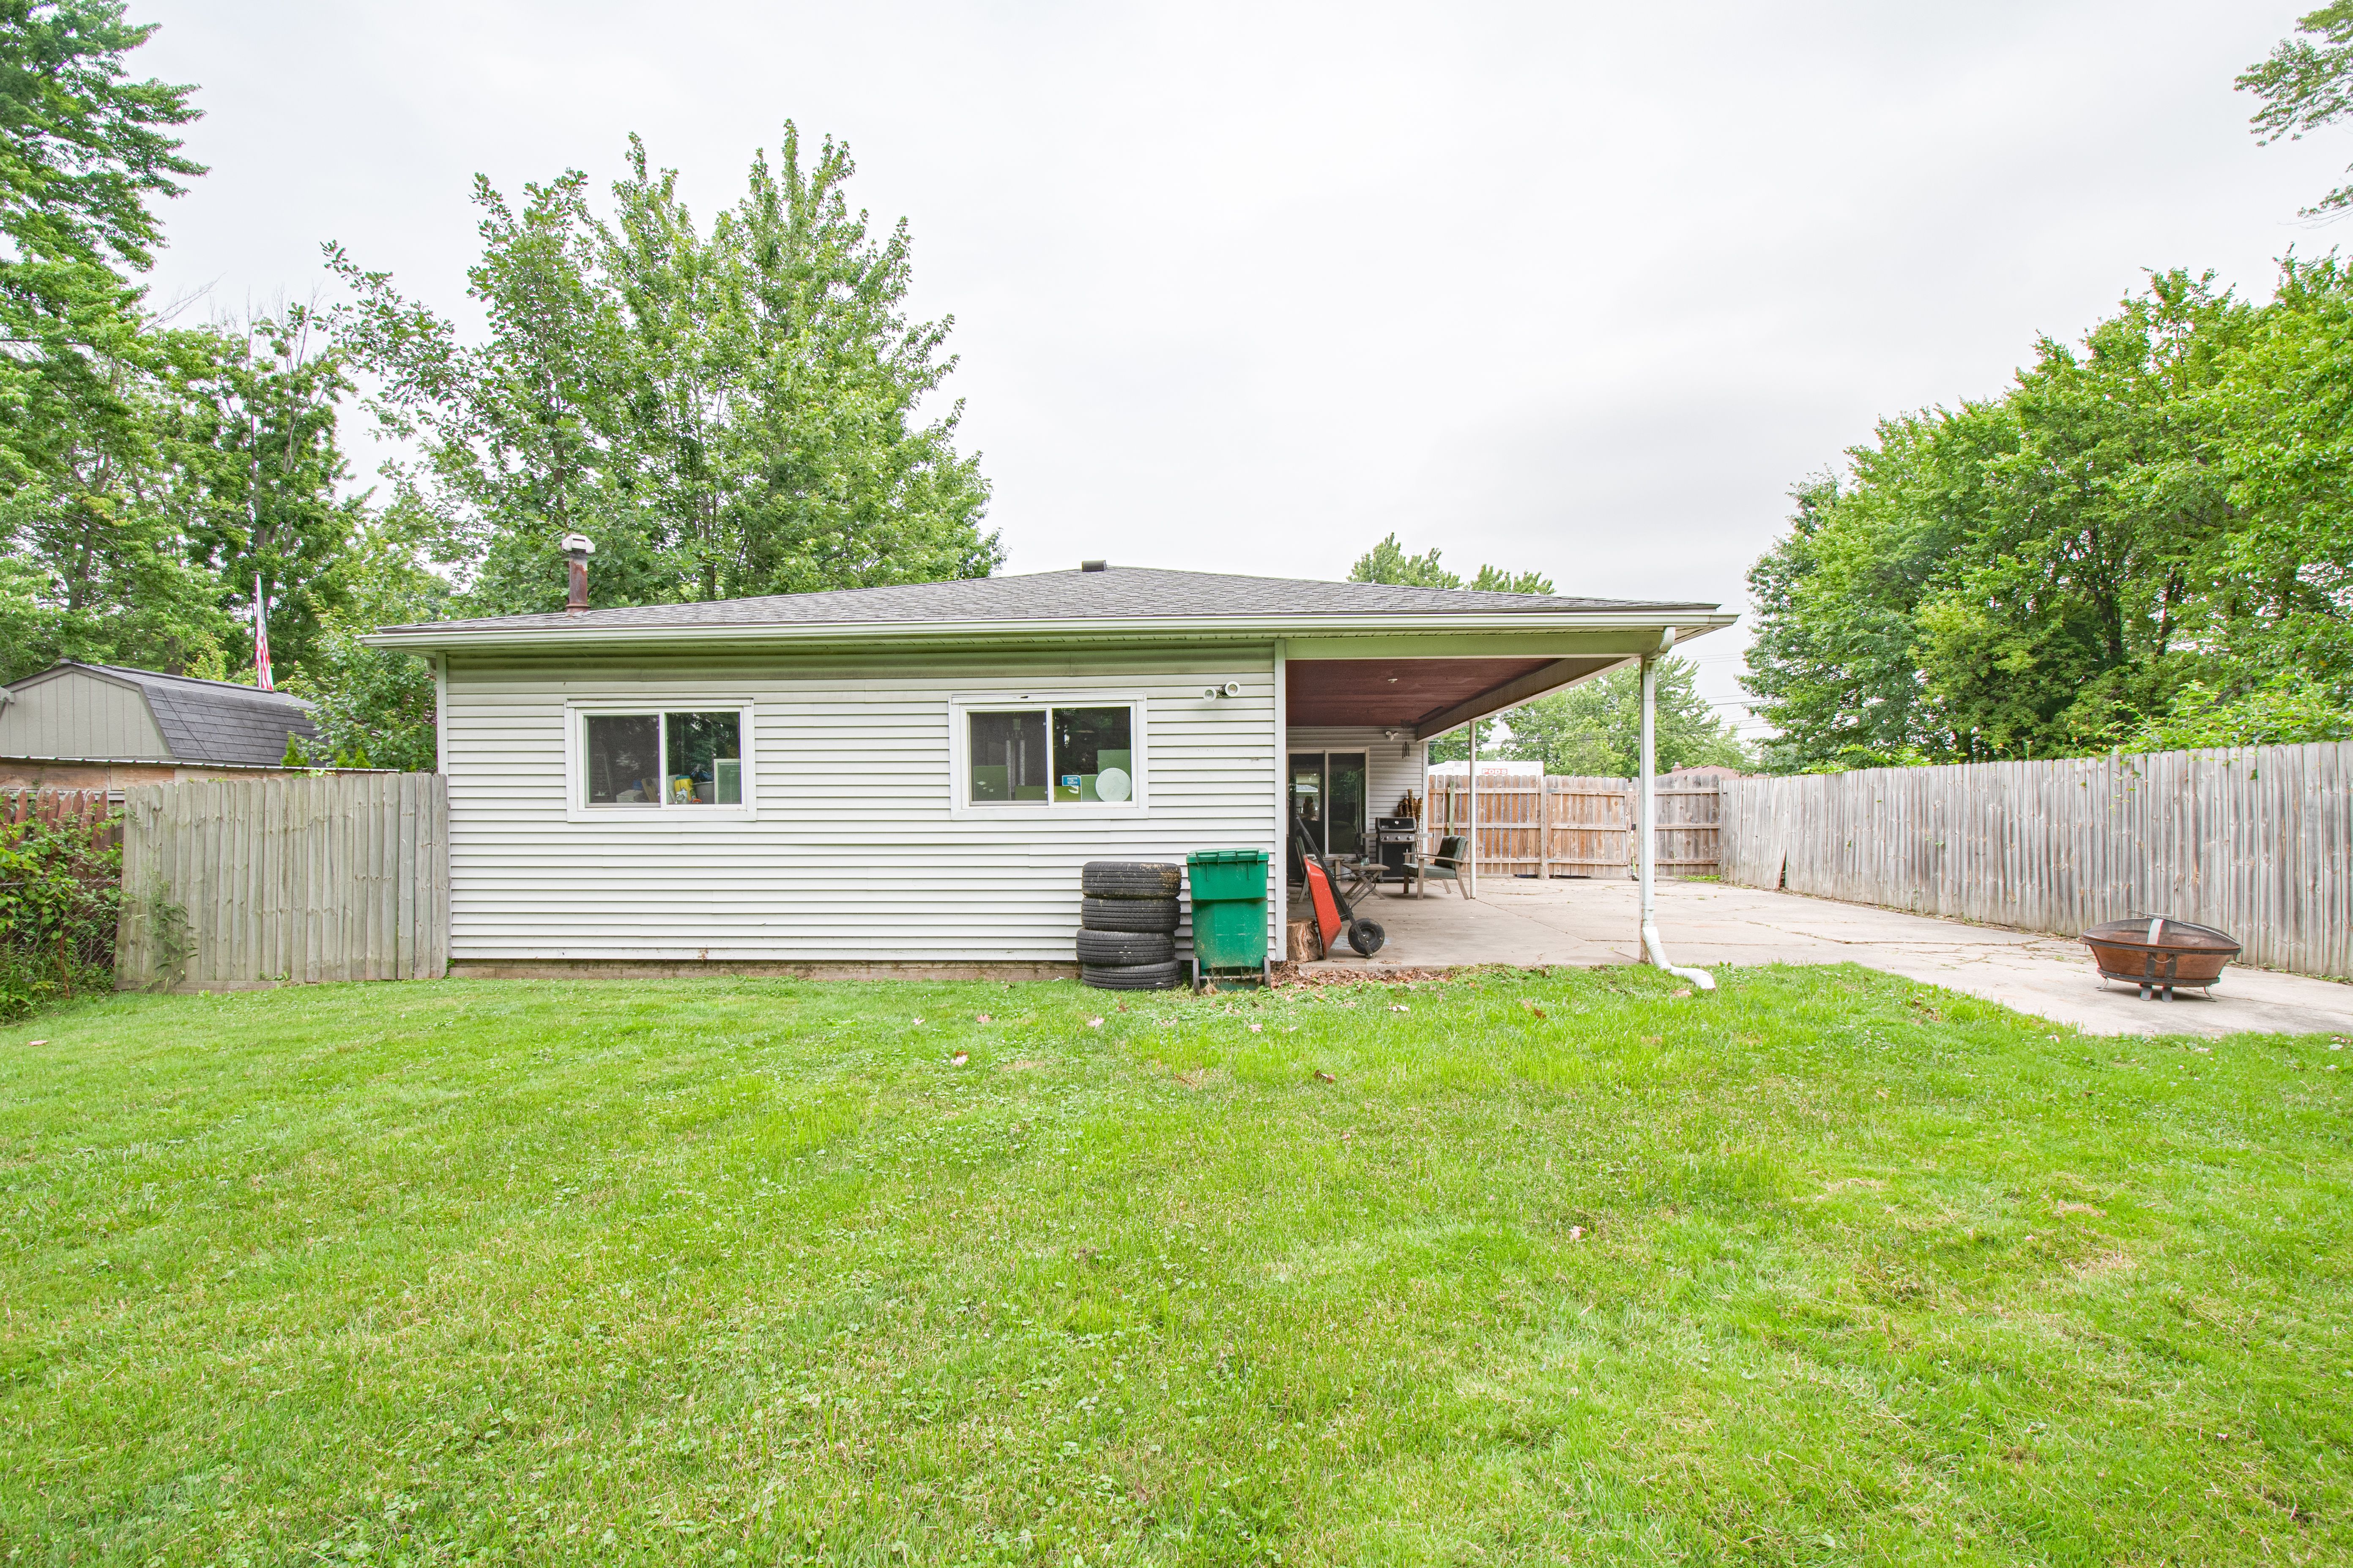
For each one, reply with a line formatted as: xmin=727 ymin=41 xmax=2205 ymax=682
xmin=253 ymin=571 xmax=273 ymax=691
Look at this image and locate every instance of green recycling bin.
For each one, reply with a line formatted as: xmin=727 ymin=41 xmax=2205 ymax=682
xmin=1187 ymin=849 xmax=1269 ymax=983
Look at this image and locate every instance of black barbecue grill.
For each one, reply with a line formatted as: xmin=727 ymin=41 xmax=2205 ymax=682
xmin=1373 ymin=816 xmax=1417 ymax=881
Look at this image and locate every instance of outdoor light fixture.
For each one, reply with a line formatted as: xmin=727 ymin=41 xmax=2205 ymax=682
xmin=1201 ymin=682 xmax=1245 ymax=699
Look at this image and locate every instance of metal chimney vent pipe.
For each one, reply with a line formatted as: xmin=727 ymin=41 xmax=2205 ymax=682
xmin=563 ymin=533 xmax=595 ymax=613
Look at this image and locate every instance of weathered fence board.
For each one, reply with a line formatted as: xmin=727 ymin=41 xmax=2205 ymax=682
xmin=1425 ymin=774 xmax=1722 ymax=877
xmin=1719 ymin=743 xmax=2353 ymax=979
xmin=115 ymin=774 xmax=448 ymax=990
xmin=2 ymin=787 xmax=119 ymax=846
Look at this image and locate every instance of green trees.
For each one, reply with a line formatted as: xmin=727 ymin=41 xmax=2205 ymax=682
xmin=0 ymin=0 xmax=996 ymax=776
xmin=0 ymin=0 xmax=216 ymax=681
xmin=333 ymin=128 xmax=998 ymax=616
xmin=280 ymin=498 xmax=451 ymax=771
xmin=1342 ymin=536 xmax=1739 ymax=773
xmin=0 ymin=1 xmax=199 ymax=273
xmin=1742 ymin=267 xmax=2353 ymax=770
xmin=1738 ymin=9 xmax=2353 ymax=773
xmin=0 ymin=7 xmax=367 ymax=688
xmin=1497 ymin=659 xmax=1749 ymax=778
xmin=2240 ymin=3 xmax=2353 ymax=216
xmin=168 ymin=309 xmax=364 ymax=684
xmin=1348 ymin=534 xmax=1554 ymax=595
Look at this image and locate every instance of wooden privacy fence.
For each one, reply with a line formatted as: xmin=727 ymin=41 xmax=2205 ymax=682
xmin=1424 ymin=774 xmax=1723 ymax=877
xmin=115 ymin=774 xmax=449 ymax=991
xmin=3 ymin=787 xmax=120 ymax=846
xmin=3 ymin=785 xmax=120 ymax=846
xmin=1719 ymin=742 xmax=2353 ymax=979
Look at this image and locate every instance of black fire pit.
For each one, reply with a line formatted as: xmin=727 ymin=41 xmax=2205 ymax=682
xmin=2081 ymin=916 xmax=2241 ymax=1001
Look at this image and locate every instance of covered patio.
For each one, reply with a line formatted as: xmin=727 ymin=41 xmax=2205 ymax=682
xmin=1291 ymin=875 xmax=2353 ymax=1039
xmin=1275 ymin=615 xmax=1732 ymax=983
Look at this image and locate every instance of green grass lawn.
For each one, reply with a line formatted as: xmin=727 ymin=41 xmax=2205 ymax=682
xmin=0 ymin=966 xmax=2347 ymax=1566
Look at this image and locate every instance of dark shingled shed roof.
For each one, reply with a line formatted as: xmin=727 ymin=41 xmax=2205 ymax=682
xmin=50 ymin=663 xmax=317 ymax=766
xmin=374 ymin=565 xmax=1718 ymax=639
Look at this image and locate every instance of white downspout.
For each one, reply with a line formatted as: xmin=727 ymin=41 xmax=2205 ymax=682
xmin=1272 ymin=639 xmax=1288 ymax=964
xmin=1639 ymin=633 xmax=1716 ymax=991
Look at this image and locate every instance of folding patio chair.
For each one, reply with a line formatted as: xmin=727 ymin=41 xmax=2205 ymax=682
xmin=1402 ymin=835 xmax=1471 ymax=898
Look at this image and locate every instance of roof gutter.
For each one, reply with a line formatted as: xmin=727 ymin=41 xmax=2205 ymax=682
xmin=0 ymin=752 xmax=388 ymax=771
xmin=361 ymin=608 xmax=1738 ymax=654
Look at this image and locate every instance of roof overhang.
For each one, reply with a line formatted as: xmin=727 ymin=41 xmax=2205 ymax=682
xmin=1279 ymin=617 xmax=1733 ymax=739
xmin=363 ymin=604 xmax=1736 ymax=741
xmin=1285 ymin=655 xmax=1643 ymax=737
xmin=362 ymin=608 xmax=1735 ymax=656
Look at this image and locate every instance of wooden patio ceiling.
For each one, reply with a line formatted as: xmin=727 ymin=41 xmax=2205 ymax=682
xmin=1285 ymin=655 xmax=1626 ymax=735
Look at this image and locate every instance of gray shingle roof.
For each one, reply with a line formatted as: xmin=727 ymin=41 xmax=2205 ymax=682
xmin=375 ymin=565 xmax=1716 ymax=639
xmin=78 ymin=663 xmax=319 ymax=767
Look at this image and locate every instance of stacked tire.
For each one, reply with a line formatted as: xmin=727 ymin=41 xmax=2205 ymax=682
xmin=1078 ymin=861 xmax=1186 ymax=990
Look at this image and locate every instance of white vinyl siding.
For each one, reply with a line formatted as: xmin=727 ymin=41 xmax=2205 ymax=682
xmin=441 ymin=646 xmax=1277 ymax=963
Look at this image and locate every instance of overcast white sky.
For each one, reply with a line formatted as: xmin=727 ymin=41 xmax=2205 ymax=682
xmin=138 ymin=1 xmax=2340 ymax=730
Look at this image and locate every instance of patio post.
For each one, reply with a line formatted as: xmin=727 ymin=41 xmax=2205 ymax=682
xmin=1638 ymin=652 xmax=1656 ymax=946
xmin=1466 ymin=716 xmax=1478 ymax=899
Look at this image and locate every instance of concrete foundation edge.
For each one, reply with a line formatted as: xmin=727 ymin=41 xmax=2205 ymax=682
xmin=447 ymin=959 xmax=1083 ymax=982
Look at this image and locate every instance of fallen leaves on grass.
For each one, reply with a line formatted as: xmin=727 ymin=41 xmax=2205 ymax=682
xmin=949 ymin=1052 xmax=969 ymax=1067
xmin=1271 ymin=966 xmax=1450 ymax=989
xmin=1087 ymin=1018 xmax=1104 ymax=1029
xmin=1314 ymin=1071 xmax=1336 ymax=1083
xmin=1520 ymin=1001 xmax=1547 ymax=1019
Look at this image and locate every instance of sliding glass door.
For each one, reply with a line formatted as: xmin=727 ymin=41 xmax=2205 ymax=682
xmin=1287 ymin=751 xmax=1368 ymax=867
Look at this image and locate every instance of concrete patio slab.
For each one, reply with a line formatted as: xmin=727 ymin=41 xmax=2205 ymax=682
xmin=1296 ymin=875 xmax=2353 ymax=1039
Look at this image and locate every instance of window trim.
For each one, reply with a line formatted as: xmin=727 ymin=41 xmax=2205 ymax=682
xmin=563 ymin=700 xmax=758 ymax=823
xmin=947 ymin=693 xmax=1149 ymax=820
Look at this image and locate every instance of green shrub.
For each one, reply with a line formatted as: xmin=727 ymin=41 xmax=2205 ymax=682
xmin=0 ymin=811 xmax=122 ymax=1022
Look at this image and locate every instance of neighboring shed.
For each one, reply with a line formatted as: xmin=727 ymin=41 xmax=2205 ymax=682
xmin=0 ymin=662 xmax=323 ymax=790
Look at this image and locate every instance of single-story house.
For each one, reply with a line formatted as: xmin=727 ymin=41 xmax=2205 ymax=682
xmin=367 ymin=564 xmax=1734 ymax=977
xmin=0 ymin=661 xmax=323 ymax=792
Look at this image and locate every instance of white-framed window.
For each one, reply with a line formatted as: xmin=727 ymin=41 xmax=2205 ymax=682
xmin=564 ymin=702 xmax=757 ymax=822
xmin=947 ymin=694 xmax=1147 ymax=820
